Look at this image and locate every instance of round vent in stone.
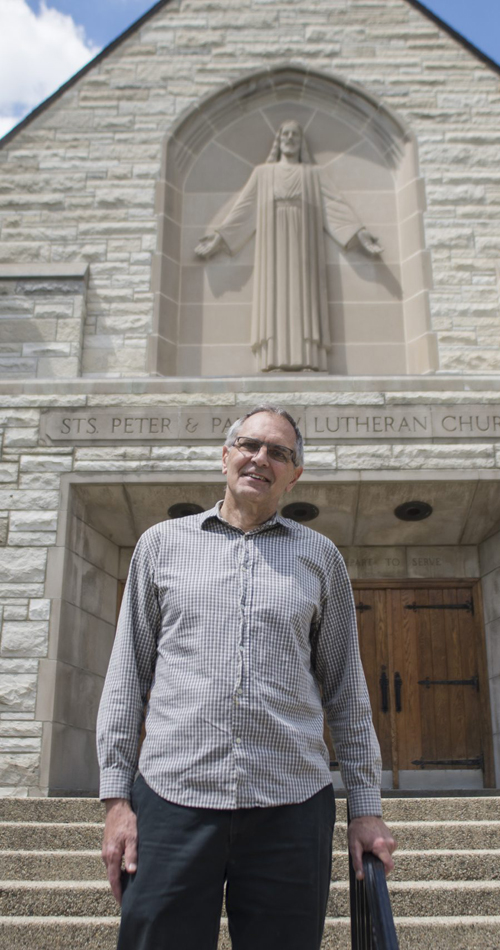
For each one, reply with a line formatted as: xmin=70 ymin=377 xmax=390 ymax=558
xmin=394 ymin=501 xmax=433 ymax=522
xmin=281 ymin=502 xmax=319 ymax=522
xmin=168 ymin=503 xmax=204 ymax=519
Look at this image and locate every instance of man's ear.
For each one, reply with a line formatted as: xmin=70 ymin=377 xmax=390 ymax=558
xmin=222 ymin=445 xmax=229 ymax=474
xmin=285 ymin=466 xmax=303 ymax=493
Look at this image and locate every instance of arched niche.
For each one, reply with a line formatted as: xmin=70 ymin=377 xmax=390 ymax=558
xmin=148 ymin=65 xmax=437 ymax=378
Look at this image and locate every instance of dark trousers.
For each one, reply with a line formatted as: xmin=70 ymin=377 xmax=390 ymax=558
xmin=118 ymin=774 xmax=335 ymax=950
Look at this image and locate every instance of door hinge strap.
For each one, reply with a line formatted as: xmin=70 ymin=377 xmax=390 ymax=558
xmin=418 ymin=676 xmax=479 ymax=690
xmin=355 ymin=601 xmax=372 ymax=613
xmin=405 ymin=598 xmax=474 ymax=614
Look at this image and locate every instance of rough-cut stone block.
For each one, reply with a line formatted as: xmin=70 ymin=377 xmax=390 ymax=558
xmin=3 ymin=428 xmax=39 ymax=448
xmin=0 ymin=410 xmax=39 ymax=426
xmin=28 ymin=599 xmax=51 ymax=621
xmin=0 ymin=719 xmax=42 ymax=736
xmin=0 ymin=549 xmax=46 ymax=584
xmin=392 ymin=444 xmax=495 ymax=468
xmin=0 ymin=735 xmax=41 ymax=752
xmin=1 ymin=621 xmax=49 ymax=657
xmin=19 ymin=455 xmax=72 ymax=473
xmin=9 ymin=511 xmax=58 ymax=531
xmin=0 ymin=752 xmax=39 ymax=785
xmin=0 ymin=491 xmax=59 ymax=511
xmin=7 ymin=531 xmax=57 ymax=546
xmin=0 ymin=674 xmax=37 ymax=711
xmin=3 ymin=606 xmax=28 ymax=621
xmin=337 ymin=445 xmax=395 ymax=469
xmin=0 ymin=464 xmax=18 ymax=483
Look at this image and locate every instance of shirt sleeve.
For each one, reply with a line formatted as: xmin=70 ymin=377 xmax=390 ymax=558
xmin=315 ymin=548 xmax=382 ymax=819
xmin=96 ymin=529 xmax=161 ymax=801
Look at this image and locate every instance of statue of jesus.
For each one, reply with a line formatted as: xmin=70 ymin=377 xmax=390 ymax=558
xmin=195 ymin=120 xmax=382 ymax=373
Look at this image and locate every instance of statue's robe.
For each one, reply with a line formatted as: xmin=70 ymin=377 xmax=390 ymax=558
xmin=215 ymin=163 xmax=361 ymax=372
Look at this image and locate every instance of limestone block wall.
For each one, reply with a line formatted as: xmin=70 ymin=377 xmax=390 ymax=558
xmin=0 ymin=265 xmax=88 ymax=379
xmin=0 ymin=0 xmax=499 ymax=376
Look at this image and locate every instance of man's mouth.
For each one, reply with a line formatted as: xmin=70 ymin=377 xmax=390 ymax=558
xmin=243 ymin=472 xmax=270 ymax=483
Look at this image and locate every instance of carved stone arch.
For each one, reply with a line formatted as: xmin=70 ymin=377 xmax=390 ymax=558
xmin=149 ymin=65 xmax=437 ymax=377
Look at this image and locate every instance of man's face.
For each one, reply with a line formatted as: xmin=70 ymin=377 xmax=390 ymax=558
xmin=279 ymin=121 xmax=302 ymax=158
xmin=222 ymin=412 xmax=303 ymax=512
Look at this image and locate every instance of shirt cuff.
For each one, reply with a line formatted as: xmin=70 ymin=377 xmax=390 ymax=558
xmin=99 ymin=767 xmax=136 ymax=802
xmin=346 ymin=787 xmax=383 ymax=819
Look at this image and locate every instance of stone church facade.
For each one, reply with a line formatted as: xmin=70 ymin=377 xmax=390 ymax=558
xmin=0 ymin=0 xmax=500 ymax=796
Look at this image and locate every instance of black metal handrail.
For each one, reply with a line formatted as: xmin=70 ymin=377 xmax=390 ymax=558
xmin=349 ymin=850 xmax=399 ymax=949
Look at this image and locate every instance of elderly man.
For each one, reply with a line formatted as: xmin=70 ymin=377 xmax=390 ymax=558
xmin=97 ymin=404 xmax=395 ymax=950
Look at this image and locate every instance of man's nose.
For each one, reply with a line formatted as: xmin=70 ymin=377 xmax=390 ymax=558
xmin=252 ymin=444 xmax=270 ymax=465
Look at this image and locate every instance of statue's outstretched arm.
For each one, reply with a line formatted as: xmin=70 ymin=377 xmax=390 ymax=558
xmin=321 ymin=174 xmax=383 ymax=255
xmin=195 ymin=168 xmax=259 ymax=260
xmin=356 ymin=227 xmax=383 ymax=256
xmin=195 ymin=232 xmax=224 ymax=259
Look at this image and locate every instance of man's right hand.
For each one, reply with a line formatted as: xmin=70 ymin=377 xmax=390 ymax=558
xmin=102 ymin=797 xmax=138 ymax=905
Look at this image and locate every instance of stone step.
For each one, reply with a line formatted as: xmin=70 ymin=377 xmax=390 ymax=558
xmin=0 ymin=851 xmax=107 ymax=881
xmin=2 ymin=916 xmax=500 ymax=950
xmin=332 ymin=849 xmax=500 ymax=883
xmin=0 ymin=800 xmax=105 ymax=824
xmin=2 ymin=879 xmax=500 ymax=919
xmin=1 ymin=819 xmax=499 ymax=851
xmin=3 ymin=847 xmax=499 ymax=883
xmin=1 ymin=795 xmax=499 ymax=824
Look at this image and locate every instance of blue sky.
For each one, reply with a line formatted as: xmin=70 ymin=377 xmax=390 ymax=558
xmin=1 ymin=0 xmax=499 ymax=140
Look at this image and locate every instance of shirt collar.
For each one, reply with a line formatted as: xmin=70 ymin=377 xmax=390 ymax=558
xmin=200 ymin=500 xmax=292 ymax=533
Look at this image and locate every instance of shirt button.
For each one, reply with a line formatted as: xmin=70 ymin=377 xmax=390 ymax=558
xmin=236 ymin=737 xmax=242 ymax=744
xmin=237 ymin=688 xmax=243 ymax=695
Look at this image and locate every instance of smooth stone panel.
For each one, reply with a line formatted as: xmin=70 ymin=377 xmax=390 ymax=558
xmin=329 ymin=342 xmax=407 ymax=376
xmin=480 ymin=530 xmax=500 ymax=576
xmin=481 ymin=568 xmax=500 ymax=626
xmin=332 ymin=303 xmax=405 ymax=344
xmin=181 ymin=264 xmax=253 ymax=305
xmin=54 ymin=600 xmax=115 ymax=677
xmin=215 ymin=111 xmax=278 ymax=167
xmin=326 ymin=262 xmax=403 ymax=304
xmin=177 ymin=343 xmax=256 ymax=377
xmin=399 ymin=770 xmax=484 ymax=790
xmin=51 ymin=661 xmax=105 ymax=731
xmin=338 ymin=546 xmax=406 ymax=579
xmin=68 ymin=515 xmax=120 ymax=577
xmin=45 ymin=721 xmax=99 ymax=795
xmin=407 ymin=545 xmax=479 ymax=578
xmin=488 ymin=673 xmax=500 ymax=736
xmin=63 ymin=550 xmax=118 ymax=626
xmin=178 ymin=303 xmax=251 ymax=346
xmin=184 ymin=142 xmax=254 ymax=193
xmin=485 ymin=615 xmax=500 ymax=680
xmin=182 ymin=192 xmax=235 ymax=228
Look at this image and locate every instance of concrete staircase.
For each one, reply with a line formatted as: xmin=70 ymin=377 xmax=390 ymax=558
xmin=0 ymin=796 xmax=499 ymax=949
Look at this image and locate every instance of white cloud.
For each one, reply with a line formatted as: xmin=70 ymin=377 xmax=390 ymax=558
xmin=0 ymin=0 xmax=100 ymax=137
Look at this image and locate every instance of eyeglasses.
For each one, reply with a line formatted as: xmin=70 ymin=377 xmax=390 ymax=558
xmin=232 ymin=436 xmax=296 ymax=465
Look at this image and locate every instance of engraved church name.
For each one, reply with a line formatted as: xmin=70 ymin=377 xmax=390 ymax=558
xmin=40 ymin=406 xmax=500 ymax=443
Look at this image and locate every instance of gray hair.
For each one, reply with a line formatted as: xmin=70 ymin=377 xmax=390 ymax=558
xmin=224 ymin=404 xmax=304 ymax=467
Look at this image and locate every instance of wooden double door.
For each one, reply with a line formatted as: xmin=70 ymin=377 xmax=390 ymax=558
xmin=349 ymin=581 xmax=493 ymax=788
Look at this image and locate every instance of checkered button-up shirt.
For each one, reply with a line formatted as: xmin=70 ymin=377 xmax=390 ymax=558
xmin=97 ymin=502 xmax=382 ymax=818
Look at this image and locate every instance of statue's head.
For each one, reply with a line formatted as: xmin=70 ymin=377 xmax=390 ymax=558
xmin=266 ymin=120 xmax=313 ymax=164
